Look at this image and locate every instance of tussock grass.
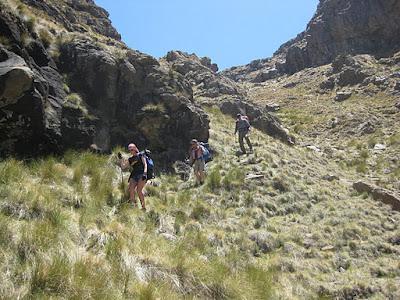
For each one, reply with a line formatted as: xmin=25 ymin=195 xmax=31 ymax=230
xmin=0 ymin=109 xmax=399 ymax=299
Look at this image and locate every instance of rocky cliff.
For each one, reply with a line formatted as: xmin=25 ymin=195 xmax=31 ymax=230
xmin=0 ymin=0 xmax=208 ymax=163
xmin=223 ymin=0 xmax=400 ymax=81
xmin=162 ymin=51 xmax=294 ymax=144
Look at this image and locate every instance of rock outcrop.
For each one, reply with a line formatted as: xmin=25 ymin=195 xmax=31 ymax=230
xmin=162 ymin=51 xmax=243 ymax=99
xmin=0 ymin=1 xmax=209 ymax=163
xmin=224 ymin=0 xmax=400 ymax=81
xmin=162 ymin=51 xmax=294 ymax=145
xmin=20 ymin=0 xmax=121 ymax=40
xmin=353 ymin=181 xmax=400 ymax=211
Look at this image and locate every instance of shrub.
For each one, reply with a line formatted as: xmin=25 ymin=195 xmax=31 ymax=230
xmin=64 ymin=93 xmax=83 ymax=107
xmin=222 ymin=167 xmax=245 ymax=190
xmin=25 ymin=17 xmax=36 ymax=32
xmin=0 ymin=35 xmax=11 ymax=48
xmin=388 ymin=133 xmax=400 ymax=146
xmin=190 ymin=202 xmax=210 ymax=221
xmin=207 ymin=166 xmax=221 ymax=191
xmin=38 ymin=28 xmax=53 ymax=48
xmin=0 ymin=159 xmax=25 ymax=185
xmin=272 ymin=175 xmax=290 ymax=192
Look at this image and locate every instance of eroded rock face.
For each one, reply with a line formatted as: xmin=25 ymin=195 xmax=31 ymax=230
xmin=20 ymin=0 xmax=121 ymax=40
xmin=224 ymin=0 xmax=400 ymax=80
xmin=353 ymin=181 xmax=400 ymax=211
xmin=58 ymin=41 xmax=209 ymax=162
xmin=163 ymin=51 xmax=243 ymax=98
xmin=0 ymin=4 xmax=209 ymax=164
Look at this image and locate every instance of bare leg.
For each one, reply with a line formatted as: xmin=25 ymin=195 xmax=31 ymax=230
xmin=136 ymin=179 xmax=147 ymax=210
xmin=129 ymin=179 xmax=138 ymax=207
xmin=199 ymin=171 xmax=205 ymax=184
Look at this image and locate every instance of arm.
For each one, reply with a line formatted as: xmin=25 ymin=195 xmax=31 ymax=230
xmin=188 ymin=150 xmax=194 ymax=165
xmin=141 ymin=155 xmax=148 ymax=174
xmin=234 ymin=121 xmax=238 ymax=134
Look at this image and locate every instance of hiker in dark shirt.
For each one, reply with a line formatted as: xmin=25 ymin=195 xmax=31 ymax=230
xmin=234 ymin=113 xmax=253 ymax=154
xmin=119 ymin=143 xmax=147 ymax=210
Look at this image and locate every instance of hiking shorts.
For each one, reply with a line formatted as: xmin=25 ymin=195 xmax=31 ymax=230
xmin=193 ymin=159 xmax=205 ymax=173
xmin=129 ymin=173 xmax=145 ymax=183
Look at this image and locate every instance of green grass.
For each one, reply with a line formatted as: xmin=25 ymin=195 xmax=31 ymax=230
xmin=0 ymin=109 xmax=399 ymax=299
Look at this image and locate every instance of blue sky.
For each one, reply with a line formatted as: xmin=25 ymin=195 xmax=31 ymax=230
xmin=94 ymin=0 xmax=319 ymax=70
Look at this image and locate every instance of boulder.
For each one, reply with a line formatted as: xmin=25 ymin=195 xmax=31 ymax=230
xmin=220 ymin=100 xmax=295 ymax=145
xmin=373 ymin=144 xmax=386 ymax=151
xmin=252 ymin=68 xmax=279 ymax=83
xmin=358 ymin=121 xmax=375 ymax=135
xmin=353 ymin=181 xmax=400 ymax=211
xmin=0 ymin=50 xmax=34 ymax=107
xmin=335 ymin=91 xmax=352 ymax=102
xmin=265 ymin=103 xmax=280 ymax=112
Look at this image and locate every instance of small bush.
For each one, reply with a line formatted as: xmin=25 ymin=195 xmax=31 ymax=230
xmin=0 ymin=159 xmax=25 ymax=185
xmin=207 ymin=166 xmax=221 ymax=191
xmin=222 ymin=167 xmax=245 ymax=190
xmin=190 ymin=202 xmax=210 ymax=221
xmin=64 ymin=93 xmax=83 ymax=107
xmin=272 ymin=175 xmax=290 ymax=192
xmin=38 ymin=28 xmax=53 ymax=48
xmin=25 ymin=17 xmax=36 ymax=32
xmin=388 ymin=133 xmax=400 ymax=146
xmin=0 ymin=35 xmax=11 ymax=48
xmin=140 ymin=103 xmax=166 ymax=114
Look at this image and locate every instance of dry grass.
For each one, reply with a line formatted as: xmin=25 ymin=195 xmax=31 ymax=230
xmin=0 ymin=108 xmax=399 ymax=298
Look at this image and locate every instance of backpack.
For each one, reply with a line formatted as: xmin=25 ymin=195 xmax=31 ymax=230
xmin=199 ymin=142 xmax=213 ymax=163
xmin=140 ymin=150 xmax=155 ymax=179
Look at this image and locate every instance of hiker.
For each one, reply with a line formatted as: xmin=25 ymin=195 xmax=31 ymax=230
xmin=119 ymin=143 xmax=147 ymax=210
xmin=188 ymin=139 xmax=206 ymax=185
xmin=234 ymin=113 xmax=253 ymax=154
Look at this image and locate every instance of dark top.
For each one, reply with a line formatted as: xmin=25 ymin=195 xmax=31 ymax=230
xmin=129 ymin=153 xmax=144 ymax=176
xmin=235 ymin=117 xmax=250 ymax=134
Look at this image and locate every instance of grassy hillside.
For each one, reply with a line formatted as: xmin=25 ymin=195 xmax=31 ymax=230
xmin=247 ymin=62 xmax=400 ymax=192
xmin=1 ymin=108 xmax=399 ymax=299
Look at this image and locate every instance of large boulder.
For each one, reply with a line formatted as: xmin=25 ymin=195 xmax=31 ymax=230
xmin=220 ymin=99 xmax=295 ymax=145
xmin=353 ymin=181 xmax=400 ymax=211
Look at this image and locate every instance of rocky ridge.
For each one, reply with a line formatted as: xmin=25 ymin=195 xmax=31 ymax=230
xmin=0 ymin=0 xmax=208 ymax=163
xmin=161 ymin=51 xmax=295 ymax=144
xmin=223 ymin=0 xmax=400 ymax=82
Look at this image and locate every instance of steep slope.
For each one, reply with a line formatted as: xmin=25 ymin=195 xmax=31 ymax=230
xmin=0 ymin=0 xmax=208 ymax=162
xmin=0 ymin=109 xmax=399 ymax=299
xmin=161 ymin=51 xmax=295 ymax=144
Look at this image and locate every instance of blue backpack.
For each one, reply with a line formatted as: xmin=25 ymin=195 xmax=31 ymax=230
xmin=199 ymin=142 xmax=213 ymax=163
xmin=140 ymin=150 xmax=155 ymax=179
